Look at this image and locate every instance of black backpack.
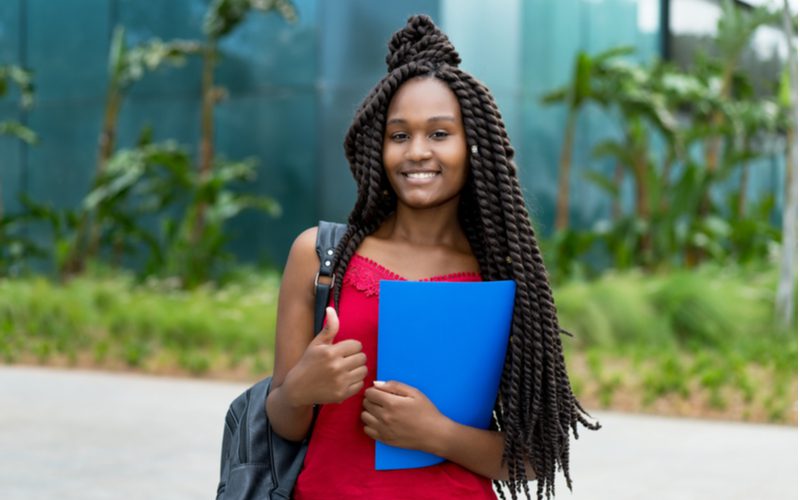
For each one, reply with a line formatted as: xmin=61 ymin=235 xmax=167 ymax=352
xmin=216 ymin=221 xmax=347 ymax=500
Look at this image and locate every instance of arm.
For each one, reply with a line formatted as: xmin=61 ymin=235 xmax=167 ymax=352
xmin=362 ymin=381 xmax=535 ymax=481
xmin=266 ymin=227 xmax=368 ymax=441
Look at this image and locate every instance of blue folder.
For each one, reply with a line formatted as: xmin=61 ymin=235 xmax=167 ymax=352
xmin=375 ymin=279 xmax=516 ymax=470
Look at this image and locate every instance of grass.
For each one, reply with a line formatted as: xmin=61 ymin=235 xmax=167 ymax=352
xmin=556 ymin=264 xmax=797 ymax=424
xmin=0 ymin=268 xmax=280 ymax=378
xmin=0 ymin=262 xmax=796 ymax=423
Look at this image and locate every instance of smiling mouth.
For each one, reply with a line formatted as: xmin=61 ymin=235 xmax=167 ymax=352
xmin=402 ymin=172 xmax=440 ymax=179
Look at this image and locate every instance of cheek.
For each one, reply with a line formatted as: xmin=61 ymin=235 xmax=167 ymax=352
xmin=382 ymin=143 xmax=400 ymax=170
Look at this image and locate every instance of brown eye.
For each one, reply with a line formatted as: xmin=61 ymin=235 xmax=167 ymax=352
xmin=431 ymin=130 xmax=449 ymax=140
xmin=391 ymin=132 xmax=409 ymax=142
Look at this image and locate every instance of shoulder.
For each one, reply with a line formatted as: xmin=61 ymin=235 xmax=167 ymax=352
xmin=289 ymin=226 xmax=319 ymax=258
xmin=283 ymin=226 xmax=321 ymax=291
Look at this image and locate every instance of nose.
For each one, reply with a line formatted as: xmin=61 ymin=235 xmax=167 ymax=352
xmin=404 ymin=135 xmax=433 ymax=162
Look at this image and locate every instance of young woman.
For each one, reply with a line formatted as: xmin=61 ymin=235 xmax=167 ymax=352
xmin=265 ymin=15 xmax=598 ymax=500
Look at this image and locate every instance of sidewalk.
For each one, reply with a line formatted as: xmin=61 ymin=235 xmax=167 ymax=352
xmin=1 ymin=365 xmax=796 ymax=499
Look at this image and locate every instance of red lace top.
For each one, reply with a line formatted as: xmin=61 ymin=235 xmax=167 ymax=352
xmin=293 ymin=254 xmax=497 ymax=500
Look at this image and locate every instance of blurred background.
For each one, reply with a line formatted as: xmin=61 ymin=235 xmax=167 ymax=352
xmin=0 ymin=0 xmax=797 ymax=426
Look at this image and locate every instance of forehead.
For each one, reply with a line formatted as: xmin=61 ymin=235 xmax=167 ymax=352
xmin=386 ymin=77 xmax=461 ymax=120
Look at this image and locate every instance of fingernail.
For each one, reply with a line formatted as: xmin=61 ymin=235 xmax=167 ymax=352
xmin=373 ymin=380 xmax=385 ymax=386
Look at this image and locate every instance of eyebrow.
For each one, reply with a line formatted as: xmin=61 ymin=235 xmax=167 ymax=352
xmin=386 ymin=115 xmax=456 ymax=126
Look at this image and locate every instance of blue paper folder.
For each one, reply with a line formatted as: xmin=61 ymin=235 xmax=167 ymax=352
xmin=376 ymin=279 xmax=516 ymax=470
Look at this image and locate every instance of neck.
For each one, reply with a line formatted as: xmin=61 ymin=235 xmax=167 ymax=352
xmin=381 ymin=199 xmax=464 ymax=247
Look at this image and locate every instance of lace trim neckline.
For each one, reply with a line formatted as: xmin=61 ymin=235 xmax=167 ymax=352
xmin=351 ymin=253 xmax=482 ymax=282
xmin=342 ymin=253 xmax=482 ymax=298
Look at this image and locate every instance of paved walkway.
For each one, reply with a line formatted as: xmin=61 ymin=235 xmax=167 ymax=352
xmin=1 ymin=366 xmax=796 ymax=499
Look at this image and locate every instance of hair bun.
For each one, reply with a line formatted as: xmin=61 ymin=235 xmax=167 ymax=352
xmin=385 ymin=15 xmax=461 ymax=72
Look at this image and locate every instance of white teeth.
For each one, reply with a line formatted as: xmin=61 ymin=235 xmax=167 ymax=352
xmin=405 ymin=172 xmax=438 ymax=179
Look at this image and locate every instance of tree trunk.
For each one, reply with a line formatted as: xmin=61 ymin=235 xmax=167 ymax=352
xmin=556 ymin=111 xmax=577 ymax=231
xmin=87 ymin=89 xmax=123 ymax=256
xmin=632 ymin=145 xmax=651 ymax=258
xmin=700 ymin=64 xmax=734 ymax=214
xmin=660 ymin=147 xmax=676 ymax=213
xmin=612 ymin=161 xmax=623 ymax=221
xmin=776 ymin=0 xmax=797 ymax=327
xmin=737 ymin=140 xmax=752 ymax=218
xmin=62 ymin=87 xmax=122 ymax=276
xmin=192 ymin=42 xmax=217 ymax=246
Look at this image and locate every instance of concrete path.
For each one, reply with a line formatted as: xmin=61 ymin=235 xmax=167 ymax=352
xmin=1 ymin=366 xmax=796 ymax=500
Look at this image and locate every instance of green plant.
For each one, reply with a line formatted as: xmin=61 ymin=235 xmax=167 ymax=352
xmin=161 ymin=158 xmax=281 ymax=287
xmin=0 ymin=64 xmax=36 ymax=145
xmin=540 ymin=3 xmax=793 ymax=274
xmin=541 ymin=46 xmax=635 ymax=231
xmin=191 ymin=0 xmax=297 ymax=248
xmin=63 ymin=28 xmax=201 ymax=275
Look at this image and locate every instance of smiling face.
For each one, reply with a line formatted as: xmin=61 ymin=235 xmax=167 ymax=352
xmin=382 ymin=77 xmax=469 ymax=211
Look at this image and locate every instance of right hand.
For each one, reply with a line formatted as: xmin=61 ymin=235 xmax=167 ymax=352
xmin=283 ymin=307 xmax=368 ymax=406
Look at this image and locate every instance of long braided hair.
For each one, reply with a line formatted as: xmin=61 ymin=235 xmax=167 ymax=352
xmin=330 ymin=15 xmax=600 ymax=500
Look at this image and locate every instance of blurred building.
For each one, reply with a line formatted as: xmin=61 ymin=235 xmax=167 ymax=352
xmin=0 ymin=0 xmax=789 ymax=266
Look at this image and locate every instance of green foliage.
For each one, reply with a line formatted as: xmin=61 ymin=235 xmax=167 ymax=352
xmin=540 ymin=46 xmax=636 ymax=111
xmin=716 ymin=0 xmax=782 ymax=66
xmin=80 ymin=141 xmax=192 ymax=269
xmin=541 ymin=1 xmax=792 ymax=275
xmin=0 ymin=195 xmax=78 ymax=277
xmin=556 ymin=264 xmax=792 ymax=352
xmin=0 ymin=64 xmax=34 ymax=107
xmin=5 ymin=2 xmax=297 ymax=286
xmin=0 ymin=121 xmax=36 ymax=144
xmin=76 ymin=141 xmax=281 ymax=286
xmin=642 ymin=350 xmax=690 ymax=405
xmin=0 ymin=268 xmax=280 ymax=375
xmin=161 ymin=157 xmax=282 ymax=287
xmin=204 ymin=0 xmax=298 ymax=38
xmin=108 ymin=27 xmax=201 ymax=89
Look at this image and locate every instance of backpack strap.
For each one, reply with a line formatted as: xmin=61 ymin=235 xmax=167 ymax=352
xmin=313 ymin=220 xmax=348 ymax=334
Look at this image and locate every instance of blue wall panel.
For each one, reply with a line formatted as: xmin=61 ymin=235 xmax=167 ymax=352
xmin=25 ymin=101 xmax=101 ymax=209
xmin=218 ymin=91 xmax=317 ymax=264
xmin=0 ymin=0 xmax=20 ymax=62
xmin=1 ymin=0 xmax=25 ymax=215
xmin=0 ymin=104 xmax=24 ymax=215
xmin=27 ymin=0 xmax=110 ymax=103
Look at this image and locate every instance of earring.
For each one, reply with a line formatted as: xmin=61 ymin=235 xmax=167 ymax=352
xmin=382 ymin=189 xmax=390 ymax=197
xmin=470 ymin=145 xmax=479 ymax=155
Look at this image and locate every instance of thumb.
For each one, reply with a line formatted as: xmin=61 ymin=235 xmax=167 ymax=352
xmin=316 ymin=307 xmax=339 ymax=343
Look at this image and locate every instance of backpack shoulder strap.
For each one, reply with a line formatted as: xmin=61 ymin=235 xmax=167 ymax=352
xmin=313 ymin=220 xmax=348 ymax=334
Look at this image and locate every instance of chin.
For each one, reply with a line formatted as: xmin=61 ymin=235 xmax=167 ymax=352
xmin=398 ymin=194 xmax=459 ymax=210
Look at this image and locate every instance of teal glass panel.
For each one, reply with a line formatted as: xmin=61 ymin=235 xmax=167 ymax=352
xmin=318 ymin=87 xmax=365 ymax=224
xmin=441 ymin=0 xmax=522 ymax=173
xmin=0 ymin=3 xmax=26 ymax=215
xmin=116 ymin=97 xmax=199 ymax=149
xmin=0 ymin=112 xmax=25 ymax=214
xmin=520 ymin=0 xmax=584 ymax=232
xmin=218 ymin=92 xmax=317 ymax=265
xmin=27 ymin=0 xmax=110 ymax=103
xmin=25 ymin=101 xmax=101 ymax=209
xmin=0 ymin=0 xmax=20 ymax=62
xmin=319 ymin=0 xmax=440 ymax=89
